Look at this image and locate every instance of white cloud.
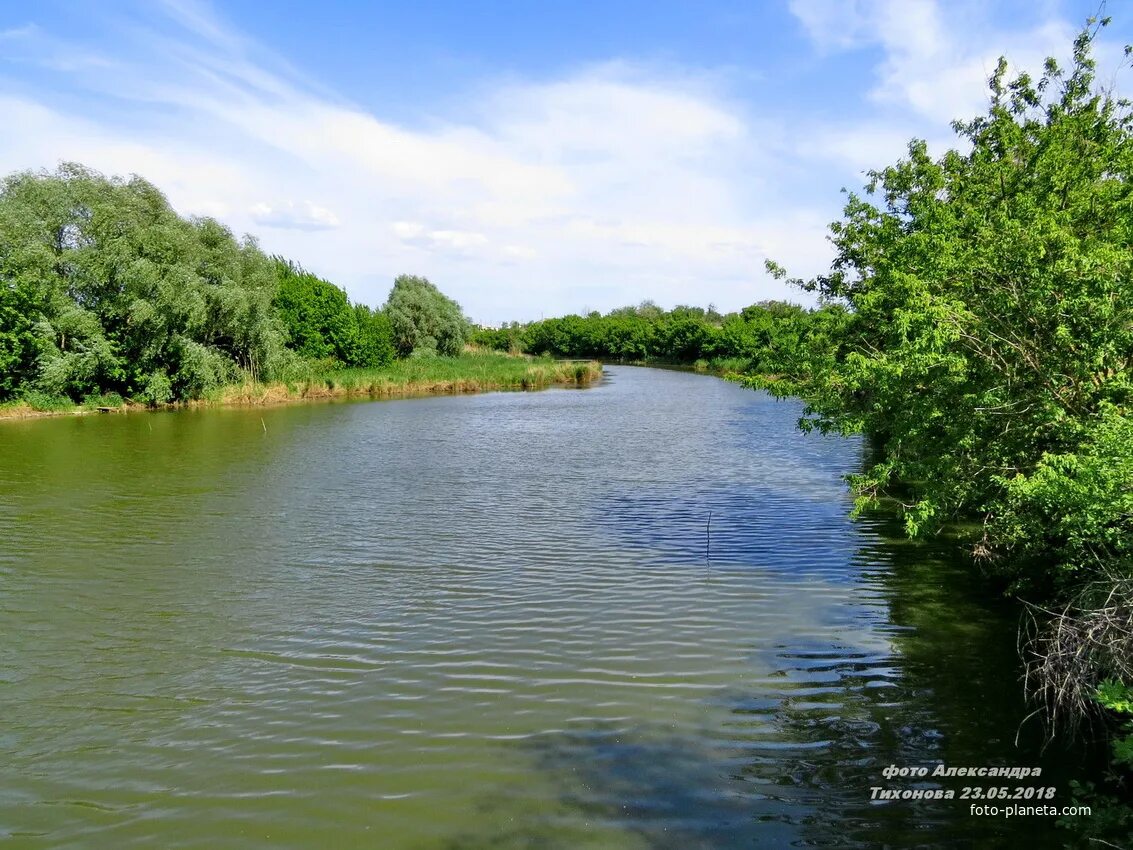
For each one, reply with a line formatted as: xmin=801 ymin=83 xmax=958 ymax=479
xmin=789 ymin=0 xmax=1080 ymax=126
xmin=3 ymin=0 xmax=1113 ymax=323
xmin=787 ymin=0 xmax=881 ymax=51
xmin=393 ymin=222 xmax=490 ymax=255
xmin=250 ymin=200 xmax=340 ymax=231
xmin=0 ymin=2 xmax=820 ymax=321
xmin=392 ymin=221 xmax=425 ymax=240
xmin=503 ymin=245 xmax=536 ymax=260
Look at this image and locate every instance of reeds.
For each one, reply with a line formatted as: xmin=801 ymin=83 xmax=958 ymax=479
xmin=211 ymin=353 xmax=602 ymax=408
xmin=0 ymin=353 xmax=603 ymax=420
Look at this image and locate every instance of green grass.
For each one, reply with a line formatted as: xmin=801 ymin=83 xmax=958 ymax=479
xmin=215 ymin=352 xmax=603 ymax=406
xmin=0 ymin=391 xmax=76 ymax=419
xmin=1 ymin=353 xmax=603 ymax=419
xmin=81 ymin=391 xmax=126 ymax=410
xmin=17 ymin=391 xmax=74 ymax=412
xmin=696 ymin=356 xmax=753 ymax=375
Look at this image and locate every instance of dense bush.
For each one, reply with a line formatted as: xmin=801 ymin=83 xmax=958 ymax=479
xmin=0 ymin=163 xmax=287 ymax=402
xmin=273 ymin=260 xmax=394 ymax=369
xmin=385 ymin=274 xmax=471 ymax=357
xmin=478 ymin=299 xmax=837 ymax=372
xmin=273 ymin=260 xmax=358 ymax=363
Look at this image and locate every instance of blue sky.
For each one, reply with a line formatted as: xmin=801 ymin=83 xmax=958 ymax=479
xmin=1 ymin=0 xmax=1130 ymax=323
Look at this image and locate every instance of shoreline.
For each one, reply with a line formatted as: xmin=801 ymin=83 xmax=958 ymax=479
xmin=0 ymin=358 xmax=604 ymax=422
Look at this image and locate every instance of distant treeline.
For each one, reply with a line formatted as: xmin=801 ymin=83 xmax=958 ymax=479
xmin=0 ymin=163 xmax=471 ymax=406
xmin=472 ymin=300 xmax=848 ymax=373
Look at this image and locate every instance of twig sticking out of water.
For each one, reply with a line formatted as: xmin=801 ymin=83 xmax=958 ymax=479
xmin=705 ymin=511 xmax=712 ymax=569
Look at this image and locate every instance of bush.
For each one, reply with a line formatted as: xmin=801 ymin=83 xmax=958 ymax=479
xmin=384 ymin=274 xmax=471 ymax=357
xmin=0 ymin=163 xmax=288 ymax=402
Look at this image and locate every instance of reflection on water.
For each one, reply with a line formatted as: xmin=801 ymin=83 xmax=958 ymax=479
xmin=0 ymin=366 xmax=1089 ymax=848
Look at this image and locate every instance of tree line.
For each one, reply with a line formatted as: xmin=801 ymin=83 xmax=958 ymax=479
xmin=472 ymin=299 xmax=847 ymax=376
xmin=0 ymin=163 xmax=471 ymax=406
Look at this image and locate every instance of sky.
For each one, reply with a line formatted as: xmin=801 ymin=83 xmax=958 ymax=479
xmin=1 ymin=1 xmax=1130 ymax=324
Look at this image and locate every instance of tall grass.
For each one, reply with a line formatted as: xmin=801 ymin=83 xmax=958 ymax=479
xmin=693 ymin=357 xmax=752 ymax=375
xmin=212 ymin=352 xmax=602 ymax=406
xmin=0 ymin=353 xmax=603 ymax=419
xmin=0 ymin=391 xmax=77 ymax=419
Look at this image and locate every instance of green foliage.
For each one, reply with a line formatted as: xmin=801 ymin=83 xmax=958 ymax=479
xmin=471 ymin=323 xmax=525 ymax=354
xmin=351 ymin=305 xmax=395 ymax=368
xmin=760 ymin=21 xmax=1133 ymax=834
xmin=995 ymin=406 xmax=1133 ymax=579
xmin=763 ymin=21 xmax=1133 ymax=596
xmin=140 ymin=371 xmax=173 ymax=407
xmin=498 ymin=300 xmax=831 ymax=368
xmin=1098 ymin=681 xmax=1133 ymax=717
xmin=81 ymin=390 xmax=125 ymax=409
xmin=0 ymin=277 xmax=39 ymax=397
xmin=384 ymin=274 xmax=471 ymax=357
xmin=1060 ymin=680 xmax=1133 ymax=845
xmin=271 ymin=260 xmax=395 ymax=369
xmin=1096 ymin=681 xmax=1133 ymax=770
xmin=0 ymin=163 xmax=288 ymax=402
xmin=273 ymin=259 xmax=358 ymax=363
xmin=18 ymin=390 xmax=74 ymax=412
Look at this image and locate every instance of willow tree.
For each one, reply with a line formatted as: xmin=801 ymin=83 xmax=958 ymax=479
xmin=0 ymin=163 xmax=289 ymax=402
xmin=384 ymin=274 xmax=471 ymax=357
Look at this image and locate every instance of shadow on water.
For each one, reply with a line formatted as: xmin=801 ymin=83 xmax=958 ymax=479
xmin=440 ymin=512 xmax=1095 ymax=850
xmin=592 ymin=484 xmax=858 ymax=577
xmin=0 ymin=366 xmax=1108 ymax=849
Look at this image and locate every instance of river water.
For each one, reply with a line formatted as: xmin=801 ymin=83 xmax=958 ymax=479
xmin=0 ymin=366 xmax=1086 ymax=848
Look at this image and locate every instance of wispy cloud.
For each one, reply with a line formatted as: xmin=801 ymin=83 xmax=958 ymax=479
xmin=0 ymin=0 xmax=820 ymax=321
xmin=250 ymin=200 xmax=340 ymax=231
xmin=789 ymin=0 xmax=1087 ymax=126
xmin=0 ymin=22 xmax=118 ymax=72
xmin=0 ymin=0 xmax=1116 ymax=322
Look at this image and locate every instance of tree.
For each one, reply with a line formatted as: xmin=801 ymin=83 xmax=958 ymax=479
xmin=760 ymin=23 xmax=1133 ymax=824
xmin=0 ymin=163 xmax=288 ymax=402
xmin=273 ymin=259 xmax=358 ymax=363
xmin=0 ymin=277 xmax=38 ymax=397
xmin=764 ymin=20 xmax=1133 ymax=585
xmin=350 ymin=305 xmax=394 ymax=368
xmin=384 ymin=274 xmax=471 ymax=357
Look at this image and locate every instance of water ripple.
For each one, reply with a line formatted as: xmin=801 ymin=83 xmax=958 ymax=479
xmin=0 ymin=367 xmax=1063 ymax=848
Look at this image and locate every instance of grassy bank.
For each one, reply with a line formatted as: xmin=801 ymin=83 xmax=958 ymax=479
xmin=0 ymin=353 xmax=603 ymax=420
xmin=214 ymin=352 xmax=602 ymax=405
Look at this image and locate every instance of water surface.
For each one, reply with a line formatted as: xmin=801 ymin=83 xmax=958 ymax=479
xmin=0 ymin=367 xmax=1084 ymax=848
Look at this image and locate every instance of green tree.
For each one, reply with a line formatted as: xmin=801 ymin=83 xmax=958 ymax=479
xmin=763 ymin=21 xmax=1133 ymax=585
xmin=0 ymin=277 xmax=39 ymax=397
xmin=758 ymin=21 xmax=1133 ymax=823
xmin=350 ymin=305 xmax=395 ymax=368
xmin=384 ymin=274 xmax=471 ymax=357
xmin=273 ymin=259 xmax=358 ymax=363
xmin=0 ymin=163 xmax=288 ymax=402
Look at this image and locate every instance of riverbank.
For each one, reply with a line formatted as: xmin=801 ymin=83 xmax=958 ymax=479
xmin=585 ymin=356 xmax=752 ymax=378
xmin=0 ymin=353 xmax=603 ymax=420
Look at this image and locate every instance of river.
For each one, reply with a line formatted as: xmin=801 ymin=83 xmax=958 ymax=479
xmin=0 ymin=366 xmax=1086 ymax=848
